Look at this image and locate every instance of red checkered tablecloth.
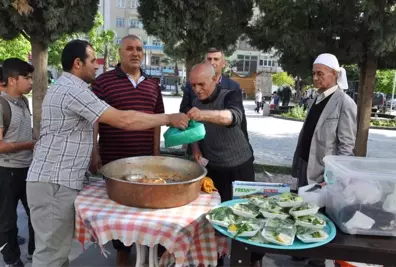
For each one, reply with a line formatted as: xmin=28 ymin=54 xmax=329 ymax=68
xmin=74 ymin=180 xmax=229 ymax=266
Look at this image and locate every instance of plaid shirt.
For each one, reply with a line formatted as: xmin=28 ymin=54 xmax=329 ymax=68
xmin=27 ymin=73 xmax=109 ymax=190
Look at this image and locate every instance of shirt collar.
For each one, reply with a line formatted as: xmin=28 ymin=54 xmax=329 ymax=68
xmin=115 ymin=64 xmax=147 ymax=79
xmin=62 ymin=72 xmax=89 ymax=88
xmin=316 ymin=85 xmax=338 ymax=104
xmin=217 ymin=75 xmax=222 ymax=85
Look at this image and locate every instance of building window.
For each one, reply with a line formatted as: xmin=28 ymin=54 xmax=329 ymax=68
xmin=151 ymin=56 xmax=160 ymax=66
xmin=116 ymin=18 xmax=125 ymax=27
xmin=117 ymin=0 xmax=126 ymax=8
xmin=130 ymin=0 xmax=136 ymax=8
xmin=259 ymin=60 xmax=263 ymax=66
xmin=152 ymin=39 xmax=161 ymax=46
xmin=116 ymin=38 xmax=122 ymax=45
xmin=236 ymin=55 xmax=257 ymax=73
xmin=143 ymin=40 xmax=147 ymax=45
xmin=129 ymin=19 xmax=142 ymax=28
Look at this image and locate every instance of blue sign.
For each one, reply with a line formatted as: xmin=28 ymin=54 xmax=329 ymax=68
xmin=143 ymin=45 xmax=164 ymax=51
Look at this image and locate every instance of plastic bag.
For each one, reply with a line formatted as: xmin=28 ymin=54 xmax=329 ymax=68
xmin=163 ymin=120 xmax=206 ymax=148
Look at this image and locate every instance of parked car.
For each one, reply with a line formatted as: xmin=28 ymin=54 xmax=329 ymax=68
xmin=386 ymin=99 xmax=396 ymax=110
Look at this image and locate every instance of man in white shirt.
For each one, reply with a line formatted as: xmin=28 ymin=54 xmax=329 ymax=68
xmin=254 ymin=89 xmax=263 ymax=113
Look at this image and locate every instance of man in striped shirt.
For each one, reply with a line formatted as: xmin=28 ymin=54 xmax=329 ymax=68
xmin=90 ymin=35 xmax=166 ymax=265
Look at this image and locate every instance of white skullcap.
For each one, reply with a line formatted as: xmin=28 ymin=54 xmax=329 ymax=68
xmin=313 ymin=53 xmax=348 ymax=89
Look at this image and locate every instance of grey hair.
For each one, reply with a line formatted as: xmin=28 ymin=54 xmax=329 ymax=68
xmin=121 ymin=34 xmax=142 ymax=43
xmin=191 ymin=63 xmax=215 ymax=77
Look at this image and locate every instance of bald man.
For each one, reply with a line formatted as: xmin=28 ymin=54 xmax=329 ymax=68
xmin=187 ymin=63 xmax=254 ymax=201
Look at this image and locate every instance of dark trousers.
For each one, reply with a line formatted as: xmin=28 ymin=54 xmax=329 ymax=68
xmin=206 ymin=158 xmax=255 ymax=201
xmin=254 ymin=102 xmax=261 ymax=113
xmin=0 ymin=166 xmax=35 ymax=264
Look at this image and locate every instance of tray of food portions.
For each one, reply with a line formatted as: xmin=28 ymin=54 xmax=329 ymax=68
xmin=206 ymin=193 xmax=336 ymax=249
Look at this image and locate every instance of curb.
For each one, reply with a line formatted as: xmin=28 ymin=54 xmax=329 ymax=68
xmin=271 ymin=115 xmax=396 ymax=131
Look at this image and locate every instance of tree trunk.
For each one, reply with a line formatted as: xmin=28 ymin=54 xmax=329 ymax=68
xmin=355 ymin=53 xmax=377 ymax=156
xmin=103 ymin=45 xmax=109 ymax=73
xmin=185 ymin=51 xmax=195 ymax=81
xmin=30 ymin=40 xmax=48 ymax=132
xmin=295 ymin=77 xmax=302 ymax=101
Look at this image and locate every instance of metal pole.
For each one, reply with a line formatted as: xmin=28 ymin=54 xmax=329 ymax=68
xmin=391 ymin=71 xmax=396 ymax=113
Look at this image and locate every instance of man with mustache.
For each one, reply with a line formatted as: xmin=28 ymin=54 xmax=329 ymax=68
xmin=26 ymin=40 xmax=188 ymax=267
xmin=90 ymin=35 xmax=167 ymax=266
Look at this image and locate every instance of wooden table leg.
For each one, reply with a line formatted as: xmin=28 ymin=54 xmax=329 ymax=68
xmin=230 ymin=240 xmax=251 ymax=266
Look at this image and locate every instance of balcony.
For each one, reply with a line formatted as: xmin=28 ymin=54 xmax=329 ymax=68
xmin=257 ymin=65 xmax=282 ymax=73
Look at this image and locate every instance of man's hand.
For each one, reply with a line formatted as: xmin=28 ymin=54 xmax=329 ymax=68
xmin=30 ymin=140 xmax=37 ymax=150
xmin=89 ymin=151 xmax=102 ymax=174
xmin=191 ymin=143 xmax=202 ymax=163
xmin=187 ymin=107 xmax=202 ymax=121
xmin=168 ymin=113 xmax=189 ymax=129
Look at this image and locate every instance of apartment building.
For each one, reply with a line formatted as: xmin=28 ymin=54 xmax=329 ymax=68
xmin=98 ymin=0 xmax=172 ymax=77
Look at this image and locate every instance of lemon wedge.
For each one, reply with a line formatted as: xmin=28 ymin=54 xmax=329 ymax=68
xmin=275 ymin=233 xmax=292 ymax=244
xmin=228 ymin=224 xmax=238 ymax=232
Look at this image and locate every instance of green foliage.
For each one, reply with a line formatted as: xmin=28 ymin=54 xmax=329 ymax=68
xmin=248 ymin=0 xmax=396 ymax=73
xmin=344 ymin=65 xmax=360 ymax=82
xmin=371 ymin=119 xmax=396 ymax=128
xmin=138 ymin=0 xmax=254 ymax=71
xmin=272 ymin=72 xmax=295 ymax=87
xmin=281 ymin=106 xmax=307 ymax=121
xmin=0 ymin=34 xmax=31 ymax=61
xmin=376 ymin=69 xmax=396 ymax=95
xmin=0 ymin=1 xmax=99 ymax=45
xmin=48 ymin=13 xmax=117 ymax=70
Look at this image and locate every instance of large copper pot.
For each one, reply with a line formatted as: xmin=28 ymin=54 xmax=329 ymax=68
xmin=101 ymin=156 xmax=207 ymax=209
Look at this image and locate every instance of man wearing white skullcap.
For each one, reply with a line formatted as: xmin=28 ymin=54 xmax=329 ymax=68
xmin=291 ymin=53 xmax=357 ymax=266
xmin=292 ymin=53 xmax=357 ymax=187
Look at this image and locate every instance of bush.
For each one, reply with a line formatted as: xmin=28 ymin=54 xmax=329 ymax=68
xmin=281 ymin=105 xmax=307 ymax=120
xmin=371 ymin=119 xmax=396 ymax=128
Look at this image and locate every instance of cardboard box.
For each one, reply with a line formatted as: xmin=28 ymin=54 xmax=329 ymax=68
xmin=232 ymin=181 xmax=290 ymax=199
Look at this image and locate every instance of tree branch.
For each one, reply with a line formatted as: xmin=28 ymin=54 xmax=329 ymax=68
xmin=20 ymin=30 xmax=31 ymax=42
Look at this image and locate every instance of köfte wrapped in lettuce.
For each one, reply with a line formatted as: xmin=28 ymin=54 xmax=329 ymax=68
xmin=262 ymin=218 xmax=296 ymax=246
xmin=290 ymin=203 xmax=320 ymax=217
xmin=295 ymin=214 xmax=326 ymax=229
xmin=231 ymin=203 xmax=260 ymax=218
xmin=296 ymin=226 xmax=329 ymax=243
xmin=206 ymin=207 xmax=242 ymax=227
xmin=260 ymin=203 xmax=289 ymax=219
xmin=275 ymin=192 xmax=304 ymax=208
xmin=228 ymin=218 xmax=264 ymax=237
xmin=248 ymin=195 xmax=269 ymax=208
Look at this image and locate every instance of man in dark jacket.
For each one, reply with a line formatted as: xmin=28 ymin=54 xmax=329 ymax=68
xmin=179 ymin=48 xmax=241 ymax=113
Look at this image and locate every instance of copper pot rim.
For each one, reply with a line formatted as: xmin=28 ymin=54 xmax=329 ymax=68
xmin=101 ymin=156 xmax=208 ymax=186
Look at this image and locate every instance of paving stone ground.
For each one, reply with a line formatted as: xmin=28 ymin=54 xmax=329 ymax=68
xmin=4 ymin=96 xmax=391 ymax=266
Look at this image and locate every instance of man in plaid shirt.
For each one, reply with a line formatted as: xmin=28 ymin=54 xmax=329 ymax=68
xmin=26 ymin=40 xmax=189 ymax=267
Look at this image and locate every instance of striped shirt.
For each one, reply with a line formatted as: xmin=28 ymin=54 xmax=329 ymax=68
xmin=0 ymin=93 xmax=33 ymax=168
xmin=91 ymin=66 xmax=164 ymax=164
xmin=27 ymin=73 xmax=109 ymax=190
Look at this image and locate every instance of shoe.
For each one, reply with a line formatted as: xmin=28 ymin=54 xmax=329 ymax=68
xmin=5 ymin=259 xmax=24 ymax=267
xmin=116 ymin=251 xmax=130 ymax=266
xmin=17 ymin=236 xmax=25 ymax=245
xmin=26 ymin=253 xmax=33 ymax=261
